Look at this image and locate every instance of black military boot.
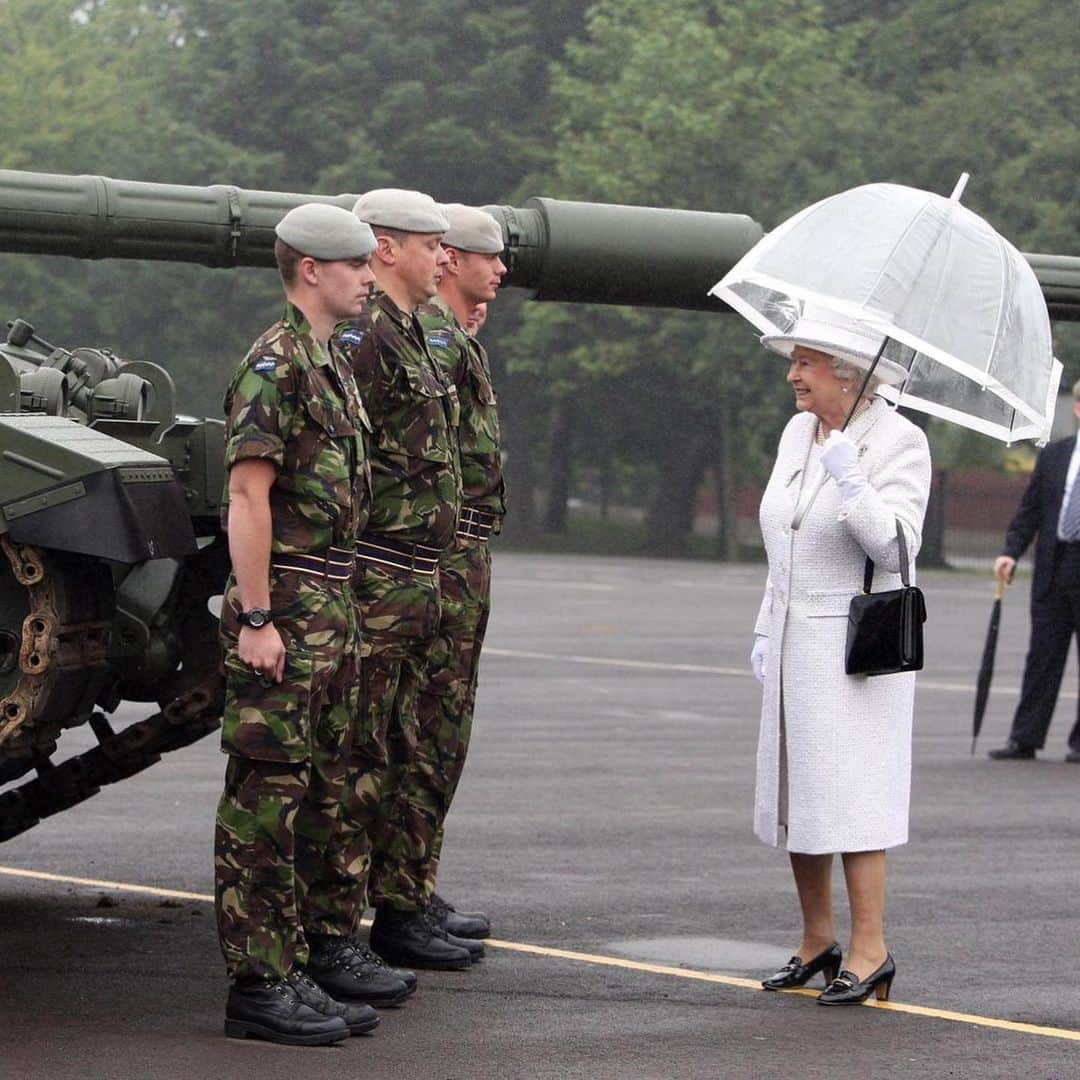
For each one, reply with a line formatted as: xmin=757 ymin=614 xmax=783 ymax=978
xmin=224 ymin=977 xmax=349 ymax=1046
xmin=429 ymin=892 xmax=491 ymax=940
xmin=350 ymin=938 xmax=419 ymax=998
xmin=289 ymin=971 xmax=380 ymax=1035
xmin=429 ymin=915 xmax=485 ymax=961
xmin=305 ymin=932 xmax=411 ymax=1006
xmin=370 ymin=905 xmax=472 ymax=970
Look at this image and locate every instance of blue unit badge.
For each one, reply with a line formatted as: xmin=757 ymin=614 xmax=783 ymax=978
xmin=426 ymin=330 xmax=453 ymax=349
xmin=252 ymin=357 xmax=277 ymax=373
xmin=338 ymin=328 xmax=366 ymax=346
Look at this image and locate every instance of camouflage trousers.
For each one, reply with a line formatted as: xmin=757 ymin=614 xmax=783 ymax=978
xmin=214 ymin=569 xmax=361 ymax=983
xmin=327 ymin=557 xmax=441 ymax=913
xmin=369 ymin=536 xmax=492 ymax=909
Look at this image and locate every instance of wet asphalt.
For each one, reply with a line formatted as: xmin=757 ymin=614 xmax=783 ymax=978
xmin=2 ymin=552 xmax=1078 ymax=1079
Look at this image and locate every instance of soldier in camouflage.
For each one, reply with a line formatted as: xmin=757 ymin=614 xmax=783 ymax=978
xmin=213 ymin=203 xmax=399 ymax=1046
xmin=329 ymin=189 xmax=480 ymax=971
xmin=373 ymin=204 xmax=508 ymax=943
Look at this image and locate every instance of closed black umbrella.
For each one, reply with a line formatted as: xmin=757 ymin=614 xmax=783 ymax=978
xmin=972 ymin=577 xmax=1007 ymax=754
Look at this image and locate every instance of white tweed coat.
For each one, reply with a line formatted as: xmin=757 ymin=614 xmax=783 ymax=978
xmin=754 ymin=398 xmax=931 ymax=853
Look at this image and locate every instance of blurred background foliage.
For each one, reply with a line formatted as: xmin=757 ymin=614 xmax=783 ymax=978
xmin=1 ymin=0 xmax=1077 ymax=557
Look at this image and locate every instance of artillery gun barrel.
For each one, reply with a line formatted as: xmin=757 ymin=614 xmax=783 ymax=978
xmin=0 ymin=169 xmax=1077 ymax=318
xmin=0 ymin=170 xmax=760 ymax=311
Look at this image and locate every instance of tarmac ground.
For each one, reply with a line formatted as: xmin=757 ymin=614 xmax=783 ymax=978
xmin=2 ymin=552 xmax=1078 ymax=1079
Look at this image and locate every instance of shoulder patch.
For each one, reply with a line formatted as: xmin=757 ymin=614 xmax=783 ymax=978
xmin=338 ymin=328 xmax=366 ymax=346
xmin=426 ymin=329 xmax=453 ymax=349
xmin=251 ymin=356 xmax=278 ymax=373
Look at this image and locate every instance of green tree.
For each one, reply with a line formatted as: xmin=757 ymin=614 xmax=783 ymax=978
xmin=514 ymin=0 xmax=878 ymax=554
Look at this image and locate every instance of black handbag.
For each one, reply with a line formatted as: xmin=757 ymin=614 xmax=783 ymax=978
xmin=844 ymin=520 xmax=926 ymax=676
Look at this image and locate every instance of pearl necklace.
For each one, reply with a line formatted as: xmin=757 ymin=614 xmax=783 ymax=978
xmin=816 ymin=397 xmax=872 ymax=445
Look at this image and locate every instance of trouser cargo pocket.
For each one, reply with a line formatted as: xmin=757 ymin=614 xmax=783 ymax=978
xmin=221 ymin=649 xmax=316 ymax=763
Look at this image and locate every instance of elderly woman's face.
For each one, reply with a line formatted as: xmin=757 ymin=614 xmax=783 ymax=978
xmin=786 ymin=345 xmax=851 ymax=420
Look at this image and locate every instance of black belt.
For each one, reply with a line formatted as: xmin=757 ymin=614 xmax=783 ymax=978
xmin=356 ymin=535 xmax=442 ymax=576
xmin=272 ymin=545 xmax=355 ymax=581
xmin=456 ymin=505 xmax=499 ymax=542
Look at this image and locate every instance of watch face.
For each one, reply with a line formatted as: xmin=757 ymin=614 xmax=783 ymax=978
xmin=245 ymin=609 xmax=270 ymax=628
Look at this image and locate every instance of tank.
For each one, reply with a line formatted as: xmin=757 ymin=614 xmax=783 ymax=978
xmin=0 ymin=168 xmax=1076 ymax=841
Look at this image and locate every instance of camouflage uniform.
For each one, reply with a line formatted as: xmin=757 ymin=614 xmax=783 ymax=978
xmin=330 ymin=289 xmax=460 ymax=914
xmin=372 ymin=295 xmax=507 ymax=906
xmin=214 ymin=302 xmax=371 ymax=984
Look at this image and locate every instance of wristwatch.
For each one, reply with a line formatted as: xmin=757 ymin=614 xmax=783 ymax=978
xmin=237 ymin=607 xmax=274 ymax=628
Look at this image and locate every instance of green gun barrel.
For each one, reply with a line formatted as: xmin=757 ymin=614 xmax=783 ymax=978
xmin=0 ymin=170 xmax=761 ymax=310
xmin=0 ymin=169 xmax=1077 ymax=318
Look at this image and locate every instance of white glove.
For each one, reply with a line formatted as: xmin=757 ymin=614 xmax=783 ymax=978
xmin=750 ymin=635 xmax=769 ymax=685
xmin=821 ymin=429 xmax=867 ymax=510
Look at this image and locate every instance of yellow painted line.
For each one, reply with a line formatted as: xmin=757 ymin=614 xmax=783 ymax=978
xmin=484 ymin=647 xmax=1076 ymax=700
xmin=5 ymin=864 xmax=1080 ymax=1043
xmin=0 ymin=865 xmax=213 ymax=902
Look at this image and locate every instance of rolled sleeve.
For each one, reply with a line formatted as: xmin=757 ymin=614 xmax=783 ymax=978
xmin=223 ymin=361 xmax=297 ymax=473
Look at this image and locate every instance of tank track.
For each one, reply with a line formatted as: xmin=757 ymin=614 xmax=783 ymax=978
xmin=0 ymin=539 xmax=225 ymax=841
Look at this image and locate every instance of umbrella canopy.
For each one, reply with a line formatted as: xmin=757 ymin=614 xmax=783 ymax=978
xmin=710 ymin=178 xmax=1061 ymax=444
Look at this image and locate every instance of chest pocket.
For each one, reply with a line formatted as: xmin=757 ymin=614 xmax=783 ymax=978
xmin=466 ymin=352 xmax=497 ymax=406
xmin=378 ymin=361 xmax=457 ymax=462
xmin=296 ymin=372 xmax=363 ymax=508
xmin=305 ymin=394 xmax=358 ymax=438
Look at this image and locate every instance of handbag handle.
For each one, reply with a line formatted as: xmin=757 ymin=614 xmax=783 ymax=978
xmin=862 ymin=520 xmax=911 ymax=594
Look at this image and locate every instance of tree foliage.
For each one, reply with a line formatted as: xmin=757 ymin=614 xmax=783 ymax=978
xmin=0 ymin=0 xmax=1077 ymax=551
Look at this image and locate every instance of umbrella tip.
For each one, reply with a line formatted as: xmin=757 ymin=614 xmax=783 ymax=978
xmin=949 ymin=173 xmax=971 ymax=202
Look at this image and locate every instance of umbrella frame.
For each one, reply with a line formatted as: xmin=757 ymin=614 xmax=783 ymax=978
xmin=714 ymin=271 xmax=1061 ymax=445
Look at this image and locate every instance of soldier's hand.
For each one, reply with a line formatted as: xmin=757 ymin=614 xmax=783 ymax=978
xmin=238 ymin=624 xmax=287 ymax=683
xmin=993 ymin=555 xmax=1016 ymax=586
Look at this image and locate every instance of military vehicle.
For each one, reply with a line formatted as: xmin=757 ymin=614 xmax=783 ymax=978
xmin=0 ymin=169 xmax=1077 ymax=842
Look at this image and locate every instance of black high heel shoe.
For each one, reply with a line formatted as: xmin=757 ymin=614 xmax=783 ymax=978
xmin=761 ymin=943 xmax=842 ymax=991
xmin=817 ymin=954 xmax=895 ymax=1005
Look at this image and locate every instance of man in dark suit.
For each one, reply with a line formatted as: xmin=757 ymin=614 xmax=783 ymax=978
xmin=990 ymin=379 xmax=1080 ymax=761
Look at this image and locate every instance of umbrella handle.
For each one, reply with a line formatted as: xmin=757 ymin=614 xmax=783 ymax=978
xmin=994 ymin=577 xmax=1006 ymax=601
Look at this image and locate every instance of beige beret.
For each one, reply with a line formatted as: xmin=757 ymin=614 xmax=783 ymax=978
xmin=441 ymin=204 xmax=504 ymax=254
xmin=352 ymin=188 xmax=449 ymax=234
xmin=275 ymin=202 xmax=376 ymax=260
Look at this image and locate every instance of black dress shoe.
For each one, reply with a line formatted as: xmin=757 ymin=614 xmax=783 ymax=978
xmin=988 ymin=740 xmax=1036 ymax=760
xmin=761 ymin=943 xmax=842 ymax=990
xmin=370 ymin=906 xmax=472 ymax=970
xmin=305 ymin=933 xmax=411 ymax=1006
xmin=224 ymin=977 xmax=349 ymax=1045
xmin=290 ymin=971 xmax=380 ymax=1035
xmin=429 ymin=892 xmax=491 ymax=939
xmin=1066 ymin=748 xmax=1080 ymax=763
xmin=818 ymin=954 xmax=895 ymax=1005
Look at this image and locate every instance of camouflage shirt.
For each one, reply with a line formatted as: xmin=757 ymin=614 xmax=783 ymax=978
xmin=335 ymin=290 xmax=461 ymax=548
xmin=222 ymin=302 xmax=372 ymax=553
xmin=417 ymin=296 xmax=507 ymax=519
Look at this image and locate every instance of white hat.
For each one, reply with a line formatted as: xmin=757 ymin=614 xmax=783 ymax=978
xmin=441 ymin=204 xmax=504 ymax=254
xmin=760 ymin=314 xmax=910 ymax=386
xmin=352 ymin=188 xmax=449 ymax=234
xmin=274 ymin=203 xmax=376 ymax=259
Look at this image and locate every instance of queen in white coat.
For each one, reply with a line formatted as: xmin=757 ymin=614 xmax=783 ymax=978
xmin=751 ymin=318 xmax=931 ymax=1006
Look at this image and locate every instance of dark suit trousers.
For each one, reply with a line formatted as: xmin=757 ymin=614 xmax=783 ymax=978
xmin=1010 ymin=544 xmax=1080 ymax=751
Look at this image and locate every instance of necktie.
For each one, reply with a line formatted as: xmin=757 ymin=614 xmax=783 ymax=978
xmin=1061 ymin=471 xmax=1080 ymax=540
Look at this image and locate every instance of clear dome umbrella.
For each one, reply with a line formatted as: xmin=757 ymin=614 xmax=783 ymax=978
xmin=710 ymin=175 xmax=1061 ymax=448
